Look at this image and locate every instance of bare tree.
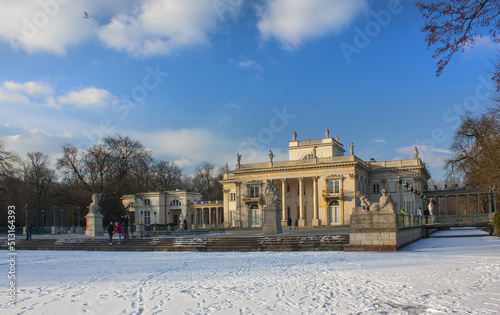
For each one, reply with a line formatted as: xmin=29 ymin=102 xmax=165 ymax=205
xmin=417 ymin=0 xmax=500 ymax=90
xmin=153 ymin=160 xmax=183 ymax=191
xmin=22 ymin=152 xmax=57 ymax=225
xmin=0 ymin=141 xmax=19 ymax=185
xmin=192 ymin=162 xmax=223 ymax=200
xmin=445 ymin=111 xmax=500 ymax=189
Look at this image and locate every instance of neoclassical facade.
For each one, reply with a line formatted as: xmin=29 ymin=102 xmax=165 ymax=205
xmin=221 ymin=130 xmax=431 ymax=228
xmin=121 ymin=190 xmax=224 ymax=228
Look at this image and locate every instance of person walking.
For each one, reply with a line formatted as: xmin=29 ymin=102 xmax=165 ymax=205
xmin=294 ymin=218 xmax=298 ymax=230
xmin=107 ymin=222 xmax=114 ymax=245
xmin=287 ymin=217 xmax=292 ymax=230
xmin=183 ymin=218 xmax=188 ymax=231
xmin=423 ymin=208 xmax=430 ymax=224
xmin=114 ymin=222 xmax=123 ymax=245
xmin=26 ymin=221 xmax=32 ymax=240
xmin=122 ymin=215 xmax=129 ymax=239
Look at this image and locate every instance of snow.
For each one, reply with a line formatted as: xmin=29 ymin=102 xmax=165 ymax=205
xmin=1 ymin=229 xmax=500 ymax=314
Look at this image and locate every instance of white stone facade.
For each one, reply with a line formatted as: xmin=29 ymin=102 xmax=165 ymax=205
xmin=222 ymin=131 xmax=430 ymax=229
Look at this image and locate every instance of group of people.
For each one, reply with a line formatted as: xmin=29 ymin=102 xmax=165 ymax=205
xmin=107 ymin=215 xmax=129 ymax=245
xmin=287 ymin=217 xmax=299 ymax=230
xmin=400 ymin=207 xmax=431 ymax=224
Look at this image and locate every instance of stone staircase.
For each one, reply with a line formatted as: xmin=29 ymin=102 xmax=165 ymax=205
xmin=4 ymin=234 xmax=349 ymax=252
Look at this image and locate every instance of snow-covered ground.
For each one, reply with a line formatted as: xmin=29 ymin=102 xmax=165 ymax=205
xmin=1 ymin=229 xmax=499 ymax=314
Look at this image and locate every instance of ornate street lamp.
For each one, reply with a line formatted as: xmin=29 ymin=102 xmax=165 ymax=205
xmin=60 ymin=208 xmax=64 ymax=228
xmin=78 ymin=207 xmax=81 ymax=228
xmin=53 ymin=205 xmax=56 ymax=226
xmin=42 ymin=210 xmax=45 ymax=227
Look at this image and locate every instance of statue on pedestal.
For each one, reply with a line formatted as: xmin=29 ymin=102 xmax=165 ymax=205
xmin=292 ymin=131 xmax=297 ymax=141
xmin=262 ymin=180 xmax=282 ymax=234
xmin=354 ymin=189 xmax=395 ymax=214
xmin=85 ymin=192 xmax=104 ymax=237
xmin=88 ymin=193 xmax=102 ymax=215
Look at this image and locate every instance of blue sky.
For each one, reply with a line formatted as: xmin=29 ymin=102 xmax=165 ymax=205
xmin=0 ymin=0 xmax=497 ymax=181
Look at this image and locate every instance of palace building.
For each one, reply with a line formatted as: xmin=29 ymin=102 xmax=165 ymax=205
xmin=221 ymin=129 xmax=431 ymax=229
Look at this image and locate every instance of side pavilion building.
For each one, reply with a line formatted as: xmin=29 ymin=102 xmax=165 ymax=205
xmin=221 ymin=130 xmax=431 ymax=229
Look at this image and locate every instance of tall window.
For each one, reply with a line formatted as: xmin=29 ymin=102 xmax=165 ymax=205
xmin=144 ymin=199 xmax=151 ymax=205
xmin=329 ymin=201 xmax=340 ymax=224
xmin=372 ymin=184 xmax=380 ymax=194
xmin=328 ymin=180 xmax=340 ymax=193
xmin=250 ymin=204 xmax=260 ymax=227
xmin=248 ymin=185 xmax=259 ymax=198
xmin=230 ymin=193 xmax=236 ymax=201
xmin=144 ymin=211 xmax=151 ymax=225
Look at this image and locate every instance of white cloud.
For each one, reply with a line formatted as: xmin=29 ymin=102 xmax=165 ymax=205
xmin=0 ymin=80 xmax=54 ymax=107
xmin=0 ymin=1 xmax=242 ymax=57
xmin=4 ymin=80 xmax=53 ymax=95
xmin=236 ymin=57 xmax=263 ymax=72
xmin=371 ymin=138 xmax=387 ymax=143
xmin=97 ymin=0 xmax=242 ymax=56
xmin=257 ymin=0 xmax=368 ymax=49
xmin=58 ymin=87 xmax=113 ymax=108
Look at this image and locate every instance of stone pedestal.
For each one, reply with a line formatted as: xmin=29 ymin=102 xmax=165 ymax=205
xmin=344 ymin=208 xmax=397 ymax=251
xmin=312 ymin=218 xmax=320 ymax=226
xmin=85 ymin=213 xmax=104 ymax=237
xmin=298 ymin=218 xmax=306 ymax=227
xmin=133 ymin=223 xmax=144 ymax=238
xmin=51 ymin=226 xmax=58 ymax=234
xmin=262 ymin=205 xmax=283 ymax=234
xmin=281 ymin=219 xmax=288 ymax=228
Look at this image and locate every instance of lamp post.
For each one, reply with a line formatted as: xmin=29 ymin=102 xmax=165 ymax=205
xmin=78 ymin=207 xmax=81 ymax=228
xmin=42 ymin=210 xmax=45 ymax=227
xmin=493 ymin=186 xmax=497 ymax=213
xmin=154 ymin=211 xmax=157 ymax=236
xmin=397 ymin=176 xmax=402 ymax=211
xmin=25 ymin=204 xmax=28 ymax=227
xmin=52 ymin=205 xmax=57 ymax=234
xmin=60 ymin=208 xmax=64 ymax=230
xmin=403 ymin=181 xmax=408 ymax=213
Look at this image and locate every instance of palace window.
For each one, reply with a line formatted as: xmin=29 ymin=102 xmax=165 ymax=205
xmin=170 ymin=200 xmax=182 ymax=206
xmin=248 ymin=185 xmax=260 ymax=198
xmin=143 ymin=211 xmax=151 ymax=225
xmin=328 ymin=180 xmax=340 ymax=193
xmin=372 ymin=184 xmax=380 ymax=194
xmin=388 ymin=182 xmax=397 ymax=193
xmin=303 ymin=154 xmax=314 ymax=160
xmin=144 ymin=199 xmax=151 ymax=205
xmin=230 ymin=193 xmax=236 ymax=201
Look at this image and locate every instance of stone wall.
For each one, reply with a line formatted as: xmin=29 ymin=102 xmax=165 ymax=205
xmin=345 ymin=210 xmax=424 ymax=251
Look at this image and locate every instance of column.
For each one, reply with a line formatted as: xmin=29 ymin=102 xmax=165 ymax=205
xmin=235 ymin=181 xmax=242 ymax=228
xmin=445 ymin=195 xmax=448 ymax=215
xmin=466 ymin=194 xmax=470 ymax=215
xmin=298 ymin=177 xmax=305 ymax=227
xmin=477 ymin=194 xmax=481 ymax=214
xmin=280 ymin=178 xmax=287 ymax=227
xmin=312 ymin=176 xmax=319 ymax=226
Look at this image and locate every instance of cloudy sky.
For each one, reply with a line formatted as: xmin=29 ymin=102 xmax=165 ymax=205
xmin=0 ymin=0 xmax=497 ymax=180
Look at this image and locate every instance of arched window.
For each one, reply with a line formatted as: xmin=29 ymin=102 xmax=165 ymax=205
xmin=250 ymin=204 xmax=260 ymax=227
xmin=303 ymin=154 xmax=314 ymax=160
xmin=328 ymin=201 xmax=340 ymax=225
xmin=170 ymin=200 xmax=182 ymax=206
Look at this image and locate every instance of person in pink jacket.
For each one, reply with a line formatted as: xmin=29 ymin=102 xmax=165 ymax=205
xmin=113 ymin=222 xmax=123 ymax=245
